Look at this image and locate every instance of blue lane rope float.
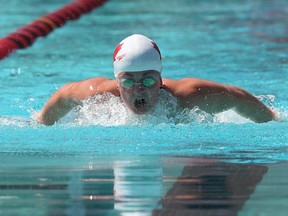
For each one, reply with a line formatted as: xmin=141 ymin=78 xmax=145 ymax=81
xmin=0 ymin=0 xmax=108 ymax=60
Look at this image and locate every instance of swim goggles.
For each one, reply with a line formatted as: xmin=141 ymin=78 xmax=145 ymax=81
xmin=118 ymin=77 xmax=158 ymax=88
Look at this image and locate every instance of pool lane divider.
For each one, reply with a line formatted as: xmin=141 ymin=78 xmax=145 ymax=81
xmin=0 ymin=0 xmax=108 ymax=60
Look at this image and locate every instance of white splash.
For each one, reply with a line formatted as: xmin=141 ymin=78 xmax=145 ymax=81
xmin=60 ymin=90 xmax=179 ymax=126
xmin=1 ymin=92 xmax=282 ymax=127
xmin=58 ymin=89 xmax=260 ymax=126
xmin=0 ymin=116 xmax=37 ymax=128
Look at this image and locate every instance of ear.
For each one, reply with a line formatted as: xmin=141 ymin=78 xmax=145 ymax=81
xmin=159 ymin=77 xmax=163 ymax=87
xmin=115 ymin=79 xmax=120 ymax=90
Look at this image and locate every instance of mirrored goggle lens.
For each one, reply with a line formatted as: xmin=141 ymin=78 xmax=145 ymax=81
xmin=121 ymin=79 xmax=134 ymax=88
xmin=120 ymin=77 xmax=157 ymax=88
xmin=142 ymin=77 xmax=157 ymax=87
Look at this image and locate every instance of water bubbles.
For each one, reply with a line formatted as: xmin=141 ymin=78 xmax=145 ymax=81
xmin=214 ymin=110 xmax=251 ymax=124
xmin=1 ymin=91 xmax=284 ymax=128
xmin=257 ymin=94 xmax=275 ymax=107
xmin=10 ymin=68 xmax=22 ymax=77
xmin=0 ymin=116 xmax=36 ymax=128
xmin=175 ymin=107 xmax=214 ymax=124
xmin=57 ymin=90 xmax=240 ymax=126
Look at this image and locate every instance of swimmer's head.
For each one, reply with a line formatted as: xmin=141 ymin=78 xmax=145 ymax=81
xmin=113 ymin=34 xmax=162 ymax=78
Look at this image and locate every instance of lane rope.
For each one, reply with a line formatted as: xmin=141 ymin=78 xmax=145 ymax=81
xmin=0 ymin=0 xmax=108 ymax=60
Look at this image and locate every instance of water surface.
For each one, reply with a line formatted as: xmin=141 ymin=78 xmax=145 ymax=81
xmin=1 ymin=0 xmax=288 ymax=215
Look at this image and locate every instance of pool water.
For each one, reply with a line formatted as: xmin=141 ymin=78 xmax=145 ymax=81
xmin=1 ymin=0 xmax=288 ymax=215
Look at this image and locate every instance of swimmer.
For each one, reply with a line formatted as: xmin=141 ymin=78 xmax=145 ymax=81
xmin=37 ymin=34 xmax=277 ymax=125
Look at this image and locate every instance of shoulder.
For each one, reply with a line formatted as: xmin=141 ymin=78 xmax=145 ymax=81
xmin=162 ymin=77 xmax=232 ymax=97
xmin=79 ymin=77 xmax=119 ymax=96
xmin=162 ymin=78 xmax=209 ymax=94
xmin=59 ymin=77 xmax=119 ymax=99
xmin=78 ymin=77 xmax=115 ymax=86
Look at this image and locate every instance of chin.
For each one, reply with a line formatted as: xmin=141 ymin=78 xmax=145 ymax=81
xmin=128 ymin=98 xmax=154 ymax=114
xmin=131 ymin=107 xmax=151 ymax=115
xmin=130 ymin=103 xmax=155 ymax=114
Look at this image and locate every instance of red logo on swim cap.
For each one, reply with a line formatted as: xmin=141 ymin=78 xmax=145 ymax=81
xmin=113 ymin=43 xmax=123 ymax=62
xmin=151 ymin=41 xmax=161 ymax=60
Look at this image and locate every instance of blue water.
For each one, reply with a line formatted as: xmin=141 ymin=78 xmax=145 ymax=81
xmin=1 ymin=0 xmax=288 ymax=215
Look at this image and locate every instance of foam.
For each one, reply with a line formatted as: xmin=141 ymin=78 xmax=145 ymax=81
xmin=59 ymin=89 xmax=178 ymax=126
xmin=1 ymin=93 xmax=283 ymax=127
xmin=0 ymin=116 xmax=37 ymax=128
xmin=58 ymin=90 xmax=276 ymax=126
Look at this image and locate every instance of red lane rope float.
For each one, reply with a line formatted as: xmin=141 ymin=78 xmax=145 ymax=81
xmin=0 ymin=0 xmax=108 ymax=60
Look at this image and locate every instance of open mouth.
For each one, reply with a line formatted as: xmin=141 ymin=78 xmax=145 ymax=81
xmin=134 ymin=98 xmax=147 ymax=109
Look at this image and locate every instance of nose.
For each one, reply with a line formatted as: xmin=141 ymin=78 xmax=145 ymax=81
xmin=135 ymin=85 xmax=145 ymax=91
xmin=132 ymin=82 xmax=146 ymax=90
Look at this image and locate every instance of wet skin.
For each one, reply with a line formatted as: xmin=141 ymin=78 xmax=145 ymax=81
xmin=116 ymin=71 xmax=162 ymax=114
xmin=37 ymin=70 xmax=276 ymax=125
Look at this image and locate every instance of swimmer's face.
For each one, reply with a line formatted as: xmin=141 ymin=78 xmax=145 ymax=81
xmin=117 ymin=70 xmax=162 ymax=114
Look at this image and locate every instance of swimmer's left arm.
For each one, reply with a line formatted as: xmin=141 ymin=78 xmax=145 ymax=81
xmin=167 ymin=78 xmax=277 ymax=123
xmin=199 ymin=85 xmax=277 ymax=123
xmin=227 ymin=86 xmax=277 ymax=123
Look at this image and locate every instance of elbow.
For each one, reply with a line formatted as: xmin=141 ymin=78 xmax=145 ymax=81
xmin=37 ymin=113 xmax=56 ymax=126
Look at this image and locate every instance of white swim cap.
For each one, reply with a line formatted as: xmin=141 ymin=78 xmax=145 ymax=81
xmin=113 ymin=34 xmax=162 ymax=78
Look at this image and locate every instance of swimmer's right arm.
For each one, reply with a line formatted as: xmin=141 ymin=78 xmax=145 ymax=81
xmin=37 ymin=83 xmax=82 ymax=126
xmin=37 ymin=77 xmax=117 ymax=126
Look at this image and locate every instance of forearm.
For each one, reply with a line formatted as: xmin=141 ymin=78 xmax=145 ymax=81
xmin=38 ymin=97 xmax=79 ymax=125
xmin=232 ymin=88 xmax=276 ymax=123
xmin=234 ymin=100 xmax=275 ymax=123
xmin=38 ymin=82 xmax=83 ymax=125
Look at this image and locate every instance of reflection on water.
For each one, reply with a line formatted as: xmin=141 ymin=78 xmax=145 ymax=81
xmin=154 ymin=159 xmax=267 ymax=216
xmin=2 ymin=156 xmax=285 ymax=216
